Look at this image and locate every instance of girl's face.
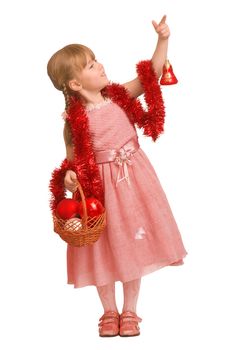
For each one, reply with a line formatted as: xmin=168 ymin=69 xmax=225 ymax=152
xmin=77 ymin=55 xmax=109 ymax=92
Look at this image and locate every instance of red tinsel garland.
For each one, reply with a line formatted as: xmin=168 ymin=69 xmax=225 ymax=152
xmin=49 ymin=60 xmax=165 ymax=215
xmin=136 ymin=60 xmax=166 ymax=139
xmin=49 ymin=159 xmax=76 ymax=213
xmin=103 ymin=60 xmax=165 ymax=140
xmin=66 ymin=99 xmax=105 ymax=204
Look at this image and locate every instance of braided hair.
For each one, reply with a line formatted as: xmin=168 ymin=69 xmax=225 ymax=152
xmin=62 ymin=83 xmax=70 ymax=112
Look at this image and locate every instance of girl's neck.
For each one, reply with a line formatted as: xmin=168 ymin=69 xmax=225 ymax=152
xmin=80 ymin=91 xmax=105 ymax=107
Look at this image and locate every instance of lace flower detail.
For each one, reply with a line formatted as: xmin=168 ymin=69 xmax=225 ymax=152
xmin=85 ymin=98 xmax=111 ymax=112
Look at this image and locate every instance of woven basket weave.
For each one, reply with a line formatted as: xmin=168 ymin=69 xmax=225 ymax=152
xmin=53 ymin=179 xmax=106 ymax=247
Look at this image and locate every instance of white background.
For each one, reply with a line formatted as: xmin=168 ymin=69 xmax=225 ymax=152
xmin=1 ymin=0 xmax=232 ymax=349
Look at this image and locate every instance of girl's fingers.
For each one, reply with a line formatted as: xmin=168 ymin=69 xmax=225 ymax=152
xmin=157 ymin=24 xmax=168 ymax=32
xmin=65 ymin=179 xmax=77 ymax=187
xmin=160 ymin=28 xmax=169 ymax=35
xmin=152 ymin=20 xmax=158 ymax=29
xmin=68 ymin=182 xmax=77 ymax=189
xmin=159 ymin=15 xmax=167 ymax=24
xmin=69 ymin=185 xmax=77 ymax=192
xmin=152 ymin=15 xmax=167 ymax=32
xmin=70 ymin=173 xmax=77 ymax=181
xmin=156 ymin=27 xmax=168 ymax=35
xmin=153 ymin=24 xmax=168 ymax=34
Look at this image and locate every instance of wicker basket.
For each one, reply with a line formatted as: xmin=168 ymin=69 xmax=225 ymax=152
xmin=53 ymin=179 xmax=106 ymax=247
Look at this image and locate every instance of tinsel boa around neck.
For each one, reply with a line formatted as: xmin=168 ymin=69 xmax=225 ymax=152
xmin=49 ymin=60 xmax=165 ymax=214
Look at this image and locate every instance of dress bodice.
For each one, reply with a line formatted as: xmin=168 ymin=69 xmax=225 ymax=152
xmin=87 ymin=99 xmax=137 ymax=152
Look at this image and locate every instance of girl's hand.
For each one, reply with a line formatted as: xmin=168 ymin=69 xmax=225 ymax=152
xmin=152 ymin=15 xmax=170 ymax=40
xmin=64 ymin=170 xmax=78 ymax=193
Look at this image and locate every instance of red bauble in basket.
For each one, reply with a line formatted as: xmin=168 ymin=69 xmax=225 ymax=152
xmin=78 ymin=197 xmax=105 ymax=218
xmin=53 ymin=180 xmax=106 ymax=247
xmin=56 ymin=198 xmax=79 ymax=220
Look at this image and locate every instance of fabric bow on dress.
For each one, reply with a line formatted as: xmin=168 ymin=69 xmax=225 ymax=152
xmin=94 ymin=136 xmax=140 ymax=188
xmin=114 ymin=148 xmax=134 ymax=187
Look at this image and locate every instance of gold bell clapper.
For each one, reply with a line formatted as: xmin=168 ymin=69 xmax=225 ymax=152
xmin=160 ymin=59 xmax=178 ymax=85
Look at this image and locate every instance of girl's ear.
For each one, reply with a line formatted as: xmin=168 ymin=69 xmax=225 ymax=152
xmin=68 ymin=79 xmax=82 ymax=92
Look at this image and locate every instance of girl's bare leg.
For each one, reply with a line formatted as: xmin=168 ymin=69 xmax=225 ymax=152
xmin=122 ymin=278 xmax=141 ymax=313
xmin=96 ymin=283 xmax=118 ymax=313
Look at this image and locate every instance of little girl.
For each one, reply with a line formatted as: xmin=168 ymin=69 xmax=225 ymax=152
xmin=47 ymin=15 xmax=187 ymax=337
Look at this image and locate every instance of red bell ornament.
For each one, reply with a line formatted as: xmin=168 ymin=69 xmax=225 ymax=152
xmin=160 ymin=59 xmax=178 ymax=85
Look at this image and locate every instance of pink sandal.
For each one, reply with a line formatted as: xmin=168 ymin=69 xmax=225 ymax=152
xmin=119 ymin=311 xmax=142 ymax=337
xmin=98 ymin=311 xmax=120 ymax=337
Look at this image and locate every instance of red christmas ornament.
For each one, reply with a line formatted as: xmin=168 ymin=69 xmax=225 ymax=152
xmin=56 ymin=198 xmax=79 ymax=220
xmin=78 ymin=197 xmax=105 ymax=218
xmin=160 ymin=59 xmax=178 ymax=85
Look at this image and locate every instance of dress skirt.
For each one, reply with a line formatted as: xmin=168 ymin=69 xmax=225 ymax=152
xmin=67 ymin=99 xmax=187 ymax=288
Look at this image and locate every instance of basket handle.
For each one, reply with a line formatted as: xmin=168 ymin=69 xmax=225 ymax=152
xmin=73 ymin=178 xmax=88 ymax=229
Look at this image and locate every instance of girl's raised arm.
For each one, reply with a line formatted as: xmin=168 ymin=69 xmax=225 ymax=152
xmin=123 ymin=15 xmax=170 ymax=98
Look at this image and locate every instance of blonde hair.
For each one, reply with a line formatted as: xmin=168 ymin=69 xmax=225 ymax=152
xmin=47 ymin=43 xmax=95 ymax=110
xmin=47 ymin=44 xmax=95 ymax=146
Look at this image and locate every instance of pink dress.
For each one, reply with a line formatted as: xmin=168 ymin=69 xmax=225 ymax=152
xmin=67 ymin=99 xmax=187 ymax=288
